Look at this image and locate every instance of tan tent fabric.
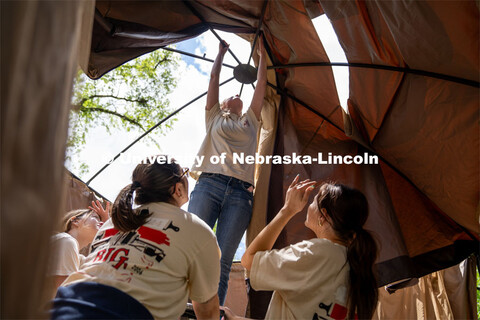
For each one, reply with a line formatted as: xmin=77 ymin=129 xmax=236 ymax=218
xmin=247 ymin=0 xmax=342 ymax=248
xmin=0 ymin=0 xmax=95 ymax=317
xmin=249 ymin=64 xmax=281 ymax=247
xmin=261 ymin=0 xmax=477 ymax=281
xmin=63 ymin=172 xmax=103 ymax=213
xmin=321 ymin=0 xmax=479 ymax=233
xmin=373 ymin=256 xmax=477 ymax=319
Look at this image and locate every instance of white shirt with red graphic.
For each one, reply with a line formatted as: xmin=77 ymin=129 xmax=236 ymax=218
xmin=62 ymin=202 xmax=221 ymax=320
xmin=250 ymin=238 xmax=351 ymax=320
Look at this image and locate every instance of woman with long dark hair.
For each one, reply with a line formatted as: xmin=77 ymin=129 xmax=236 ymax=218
xmin=51 ymin=157 xmax=221 ymax=320
xmin=225 ymin=176 xmax=378 ymax=320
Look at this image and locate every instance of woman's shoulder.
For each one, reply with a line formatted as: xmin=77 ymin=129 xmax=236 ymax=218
xmin=146 ymin=202 xmax=215 ymax=238
xmin=51 ymin=232 xmax=79 ymax=252
xmin=51 ymin=232 xmax=76 ymax=244
xmin=294 ymin=238 xmax=347 ymax=257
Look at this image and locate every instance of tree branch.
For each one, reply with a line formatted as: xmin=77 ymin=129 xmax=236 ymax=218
xmin=79 ymin=106 xmax=145 ymax=130
xmin=84 ymin=94 xmax=149 ymax=106
xmin=154 ymin=57 xmax=169 ymax=70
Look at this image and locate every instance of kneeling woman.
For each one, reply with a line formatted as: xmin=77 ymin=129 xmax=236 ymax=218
xmin=51 ymin=158 xmax=221 ymax=320
xmin=225 ymin=176 xmax=378 ymax=320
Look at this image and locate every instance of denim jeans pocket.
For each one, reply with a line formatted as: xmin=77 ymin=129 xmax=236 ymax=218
xmin=200 ymin=172 xmax=216 ymax=179
xmin=240 ymin=181 xmax=254 ymax=195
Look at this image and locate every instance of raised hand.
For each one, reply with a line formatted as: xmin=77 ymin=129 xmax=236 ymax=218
xmin=283 ymin=175 xmax=316 ymax=215
xmin=89 ymin=200 xmax=111 ymax=222
xmin=218 ymin=40 xmax=229 ymax=56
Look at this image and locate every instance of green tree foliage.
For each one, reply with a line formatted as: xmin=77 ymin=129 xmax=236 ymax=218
xmin=67 ymin=49 xmax=179 ymax=174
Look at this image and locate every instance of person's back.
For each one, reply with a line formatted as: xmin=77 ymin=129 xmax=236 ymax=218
xmin=226 ymin=177 xmax=378 ymax=320
xmin=51 ymin=157 xmax=221 ymax=320
xmin=63 ymin=201 xmax=219 ymax=319
xmin=252 ymin=239 xmax=350 ymax=320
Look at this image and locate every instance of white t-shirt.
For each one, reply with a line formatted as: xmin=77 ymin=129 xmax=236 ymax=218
xmin=62 ymin=202 xmax=221 ymax=320
xmin=191 ymin=102 xmax=260 ymax=185
xmin=49 ymin=232 xmax=83 ymax=276
xmin=250 ymin=238 xmax=350 ymax=320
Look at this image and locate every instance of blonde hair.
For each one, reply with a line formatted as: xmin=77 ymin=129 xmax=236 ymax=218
xmin=60 ymin=209 xmax=92 ymax=233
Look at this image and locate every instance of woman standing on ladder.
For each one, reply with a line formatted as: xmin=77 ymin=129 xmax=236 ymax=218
xmin=188 ymin=37 xmax=267 ymax=305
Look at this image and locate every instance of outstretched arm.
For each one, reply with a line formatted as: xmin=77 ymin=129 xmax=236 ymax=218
xmin=241 ymin=175 xmax=316 ymax=270
xmin=250 ymin=37 xmax=267 ymax=121
xmin=206 ymin=41 xmax=229 ymax=111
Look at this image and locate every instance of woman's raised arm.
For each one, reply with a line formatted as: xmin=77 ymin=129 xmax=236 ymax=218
xmin=250 ymin=37 xmax=267 ymax=121
xmin=206 ymin=41 xmax=229 ymax=111
xmin=241 ymin=176 xmax=316 ymax=270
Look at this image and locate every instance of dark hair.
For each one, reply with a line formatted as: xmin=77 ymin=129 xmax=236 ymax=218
xmin=317 ymin=183 xmax=378 ymax=319
xmin=111 ymin=156 xmax=185 ymax=232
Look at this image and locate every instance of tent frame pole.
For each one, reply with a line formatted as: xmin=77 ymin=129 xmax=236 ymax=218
xmin=162 ymin=47 xmax=235 ymax=69
xmin=269 ymin=63 xmax=479 ymax=88
xmin=182 ymin=0 xmax=242 ymax=66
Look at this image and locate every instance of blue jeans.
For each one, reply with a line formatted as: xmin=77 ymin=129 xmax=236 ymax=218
xmin=188 ymin=173 xmax=253 ymax=305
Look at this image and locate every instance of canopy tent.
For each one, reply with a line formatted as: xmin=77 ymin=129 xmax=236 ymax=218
xmin=1 ymin=0 xmax=478 ymax=318
xmin=83 ymin=0 xmax=479 ymax=317
xmin=85 ymin=0 xmax=479 ymax=279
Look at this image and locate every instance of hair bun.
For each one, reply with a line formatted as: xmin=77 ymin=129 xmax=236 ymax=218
xmin=131 ymin=181 xmax=142 ymax=189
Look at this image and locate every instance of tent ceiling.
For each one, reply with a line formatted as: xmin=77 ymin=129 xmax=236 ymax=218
xmin=83 ymin=0 xmax=479 ymax=290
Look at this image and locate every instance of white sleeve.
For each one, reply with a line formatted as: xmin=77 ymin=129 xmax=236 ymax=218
xmin=250 ymin=244 xmax=320 ymax=292
xmin=188 ymin=237 xmax=221 ymax=303
xmin=205 ymin=102 xmax=222 ymax=130
xmin=50 ymin=236 xmax=80 ymax=276
xmin=246 ymin=107 xmax=260 ymax=129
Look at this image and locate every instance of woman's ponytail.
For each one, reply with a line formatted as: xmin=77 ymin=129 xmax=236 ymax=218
xmin=317 ymin=183 xmax=378 ymax=319
xmin=111 ymin=182 xmax=152 ymax=232
xmin=346 ymin=228 xmax=378 ymax=319
xmin=111 ymin=157 xmax=184 ymax=232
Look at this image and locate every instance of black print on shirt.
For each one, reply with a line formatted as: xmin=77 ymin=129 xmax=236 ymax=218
xmin=91 ymin=226 xmax=171 ymax=270
xmin=163 ymin=221 xmax=179 ymax=232
xmin=312 ymin=301 xmax=350 ymax=320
